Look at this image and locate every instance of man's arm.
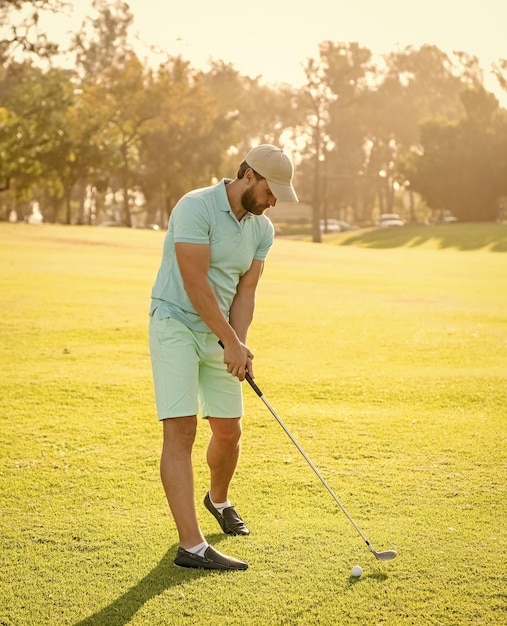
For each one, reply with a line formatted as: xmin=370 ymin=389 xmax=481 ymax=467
xmin=175 ymin=241 xmax=251 ymax=379
xmin=228 ymin=259 xmax=264 ymax=343
xmin=228 ymin=259 xmax=265 ymax=377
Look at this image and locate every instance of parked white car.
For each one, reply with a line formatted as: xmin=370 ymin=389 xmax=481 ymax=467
xmin=320 ymin=219 xmax=342 ymax=233
xmin=334 ymin=220 xmax=359 ymax=231
xmin=441 ymin=210 xmax=457 ymax=224
xmin=377 ymin=213 xmax=405 ymax=227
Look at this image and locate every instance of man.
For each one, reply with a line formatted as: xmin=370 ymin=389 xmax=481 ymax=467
xmin=149 ymin=144 xmax=298 ymax=571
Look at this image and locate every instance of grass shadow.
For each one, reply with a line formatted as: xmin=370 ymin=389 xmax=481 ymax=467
xmin=338 ymin=224 xmax=507 ymax=252
xmin=348 ymin=572 xmax=389 ymax=584
xmin=73 ymin=535 xmax=229 ymax=626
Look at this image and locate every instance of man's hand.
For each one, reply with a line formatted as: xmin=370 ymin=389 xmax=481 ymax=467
xmin=222 ymin=340 xmax=254 ymax=381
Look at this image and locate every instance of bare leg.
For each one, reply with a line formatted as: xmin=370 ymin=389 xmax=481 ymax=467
xmin=160 ymin=416 xmax=205 ymax=549
xmin=207 ymin=417 xmax=242 ymax=503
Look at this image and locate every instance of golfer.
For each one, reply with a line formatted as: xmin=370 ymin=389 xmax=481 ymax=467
xmin=149 ymin=145 xmax=298 ymax=570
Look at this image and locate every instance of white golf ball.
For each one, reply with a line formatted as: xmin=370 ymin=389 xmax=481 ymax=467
xmin=351 ymin=565 xmax=363 ymax=577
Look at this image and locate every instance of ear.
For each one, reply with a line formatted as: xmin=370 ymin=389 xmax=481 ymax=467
xmin=244 ymin=167 xmax=257 ymax=186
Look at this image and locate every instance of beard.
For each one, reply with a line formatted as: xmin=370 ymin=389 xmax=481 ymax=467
xmin=241 ymin=187 xmax=268 ymax=215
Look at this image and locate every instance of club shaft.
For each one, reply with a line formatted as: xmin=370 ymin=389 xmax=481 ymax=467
xmin=245 ymin=372 xmax=374 ymax=551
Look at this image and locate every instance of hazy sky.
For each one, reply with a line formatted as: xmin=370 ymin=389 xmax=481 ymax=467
xmin=43 ymin=0 xmax=506 ymax=98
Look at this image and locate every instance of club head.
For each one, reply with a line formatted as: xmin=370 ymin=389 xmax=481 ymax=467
xmin=372 ymin=549 xmax=397 ymax=561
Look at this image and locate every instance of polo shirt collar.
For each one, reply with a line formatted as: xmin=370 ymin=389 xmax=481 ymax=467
xmin=218 ymin=178 xmax=253 ymax=220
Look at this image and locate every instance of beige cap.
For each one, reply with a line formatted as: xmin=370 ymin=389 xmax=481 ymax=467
xmin=245 ymin=144 xmax=298 ymax=203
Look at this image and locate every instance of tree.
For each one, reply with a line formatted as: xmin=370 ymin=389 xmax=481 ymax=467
xmin=300 ymin=42 xmax=374 ymax=232
xmin=402 ymin=87 xmax=507 ymax=221
xmin=138 ymin=57 xmax=237 ymax=225
xmin=199 ymin=60 xmax=301 ymax=177
xmin=0 ymin=0 xmax=66 ymax=63
xmin=71 ymin=0 xmax=133 ymax=80
xmin=299 ymin=57 xmax=335 ymax=242
xmin=81 ymin=53 xmax=159 ymax=226
xmin=69 ymin=0 xmax=152 ymax=226
xmin=0 ymin=62 xmax=70 ymax=215
xmin=0 ymin=1 xmax=68 ymax=205
xmin=0 ymin=57 xmax=118 ymax=223
xmin=492 ymin=59 xmax=507 ymax=94
xmin=355 ymin=46 xmax=480 ymax=221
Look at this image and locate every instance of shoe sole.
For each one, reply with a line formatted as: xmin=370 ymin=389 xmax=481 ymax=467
xmin=174 ymin=547 xmax=248 ymax=571
xmin=174 ymin=560 xmax=248 ymax=571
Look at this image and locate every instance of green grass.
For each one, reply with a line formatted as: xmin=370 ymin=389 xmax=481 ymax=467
xmin=277 ymin=222 xmax=507 ymax=252
xmin=1 ymin=222 xmax=506 ymax=625
xmin=331 ymin=222 xmax=507 ymax=252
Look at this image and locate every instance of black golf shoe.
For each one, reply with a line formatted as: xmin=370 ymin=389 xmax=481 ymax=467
xmin=204 ymin=492 xmax=250 ymax=536
xmin=174 ymin=545 xmax=248 ymax=570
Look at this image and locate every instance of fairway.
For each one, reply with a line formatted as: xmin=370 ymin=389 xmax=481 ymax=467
xmin=1 ymin=223 xmax=506 ymax=625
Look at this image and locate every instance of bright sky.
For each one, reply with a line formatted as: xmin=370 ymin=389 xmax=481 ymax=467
xmin=43 ymin=0 xmax=506 ymax=101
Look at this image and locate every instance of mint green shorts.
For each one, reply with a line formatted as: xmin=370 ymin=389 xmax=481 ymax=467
xmin=149 ymin=316 xmax=243 ymax=420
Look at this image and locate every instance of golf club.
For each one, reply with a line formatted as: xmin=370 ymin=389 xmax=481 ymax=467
xmin=219 ymin=343 xmax=397 ymax=561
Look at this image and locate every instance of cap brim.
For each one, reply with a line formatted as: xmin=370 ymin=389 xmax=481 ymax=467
xmin=267 ymin=180 xmax=299 ymax=203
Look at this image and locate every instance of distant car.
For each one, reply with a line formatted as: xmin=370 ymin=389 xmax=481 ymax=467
xmin=427 ymin=210 xmax=458 ymax=226
xmin=377 ymin=213 xmax=405 ymax=227
xmin=133 ymin=223 xmax=161 ymax=230
xmin=441 ymin=210 xmax=457 ymax=224
xmin=320 ymin=219 xmax=342 ymax=233
xmin=98 ymin=220 xmax=123 ymax=227
xmin=335 ymin=220 xmax=359 ymax=231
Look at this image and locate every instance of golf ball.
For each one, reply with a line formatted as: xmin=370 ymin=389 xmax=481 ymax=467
xmin=351 ymin=565 xmax=363 ymax=577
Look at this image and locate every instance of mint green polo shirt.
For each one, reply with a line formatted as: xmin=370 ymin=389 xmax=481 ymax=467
xmin=150 ymin=179 xmax=275 ymax=333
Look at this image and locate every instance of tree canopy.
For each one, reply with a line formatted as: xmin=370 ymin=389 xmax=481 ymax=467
xmin=1 ymin=0 xmax=506 ymax=230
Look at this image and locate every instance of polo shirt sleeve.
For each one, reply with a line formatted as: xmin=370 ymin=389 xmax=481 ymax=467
xmin=253 ymin=218 xmax=275 ymax=261
xmin=171 ymin=196 xmax=211 ymax=244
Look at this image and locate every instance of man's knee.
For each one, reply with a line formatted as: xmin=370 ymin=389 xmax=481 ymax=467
xmin=162 ymin=416 xmax=198 ymax=450
xmin=208 ymin=417 xmax=242 ymax=446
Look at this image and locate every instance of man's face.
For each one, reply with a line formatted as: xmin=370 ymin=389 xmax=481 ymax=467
xmin=241 ymin=178 xmax=276 ymax=215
